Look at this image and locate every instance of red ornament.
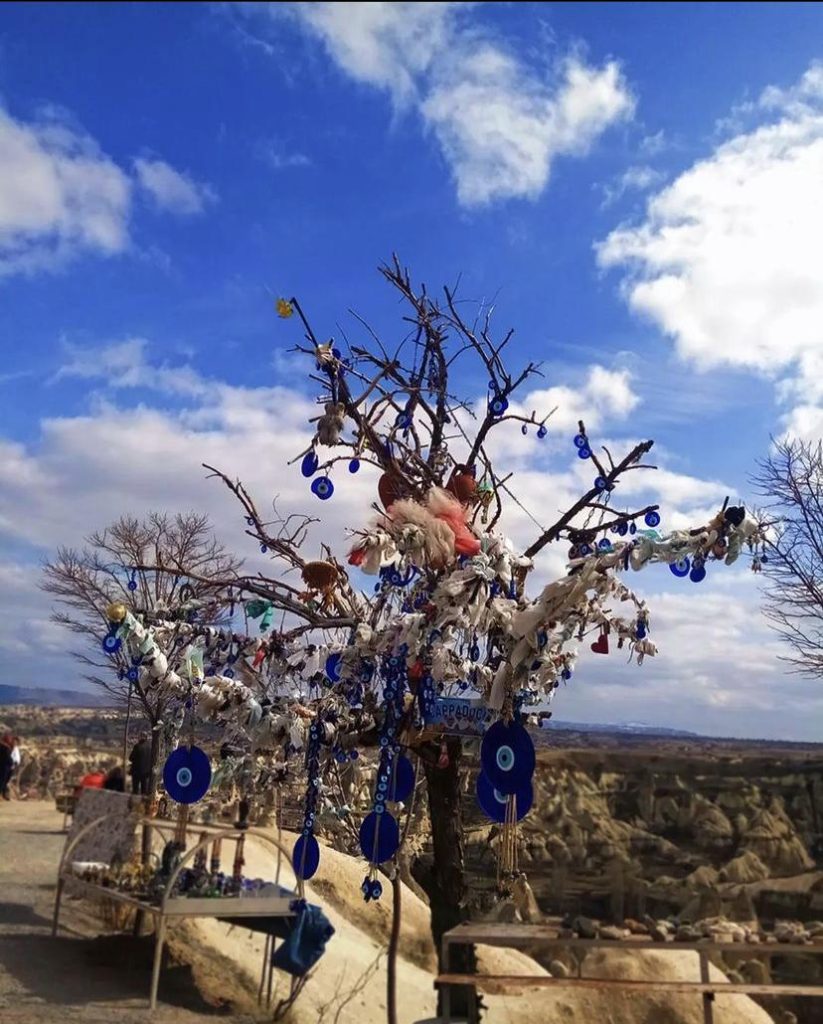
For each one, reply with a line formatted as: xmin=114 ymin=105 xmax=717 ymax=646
xmin=590 ymin=631 xmax=609 ymax=655
xmin=378 ymin=472 xmax=406 ymax=510
xmin=447 ymin=466 xmax=478 ymax=504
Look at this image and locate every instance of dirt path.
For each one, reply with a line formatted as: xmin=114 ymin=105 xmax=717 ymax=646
xmin=0 ymin=801 xmax=262 ymax=1024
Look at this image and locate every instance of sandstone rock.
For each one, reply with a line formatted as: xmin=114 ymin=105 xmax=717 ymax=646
xmin=740 ymin=959 xmax=770 ymax=985
xmin=624 ymin=918 xmax=648 ymax=935
xmin=572 ymin=915 xmax=598 ymax=939
xmin=600 ymin=925 xmax=627 ymax=941
xmin=548 ymin=959 xmax=570 ymax=978
xmin=719 ymin=850 xmax=770 ymax=884
xmin=651 ymin=925 xmax=670 ymax=942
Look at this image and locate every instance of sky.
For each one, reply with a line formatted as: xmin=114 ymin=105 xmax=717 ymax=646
xmin=1 ymin=1 xmax=823 ymax=740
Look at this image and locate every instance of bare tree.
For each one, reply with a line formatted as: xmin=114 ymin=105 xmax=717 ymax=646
xmin=755 ymin=436 xmax=823 ymax=675
xmin=41 ymin=511 xmax=242 ymax=794
xmin=57 ymin=260 xmax=761 ymax=1021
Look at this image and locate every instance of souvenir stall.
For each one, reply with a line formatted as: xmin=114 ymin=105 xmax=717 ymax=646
xmin=52 ymin=737 xmax=331 ymax=1012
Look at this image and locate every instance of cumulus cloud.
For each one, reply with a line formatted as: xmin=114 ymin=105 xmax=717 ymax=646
xmin=245 ymin=2 xmax=633 ymax=206
xmin=0 ymin=106 xmax=131 ymax=276
xmin=597 ymin=61 xmax=823 ymax=438
xmin=0 ymin=104 xmax=216 ymax=278
xmin=133 ymin=157 xmax=216 ymax=215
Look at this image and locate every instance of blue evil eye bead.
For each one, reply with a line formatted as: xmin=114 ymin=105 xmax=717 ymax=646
xmin=578 ymin=446 xmax=592 ymax=460
xmin=292 ymin=833 xmax=320 ymax=881
xmin=760 ymin=553 xmax=769 ymax=563
xmin=301 ymin=451 xmax=319 ymax=478
xmin=349 ymin=749 xmax=359 ymax=760
xmin=489 ymin=395 xmax=508 ymax=416
xmin=127 ymin=667 xmax=139 ymax=682
xmin=537 ymin=425 xmax=547 ymax=439
xmin=127 ymin=573 xmax=137 ymax=592
xmin=480 ymin=720 xmax=536 ymax=794
xmin=102 ymin=632 xmax=121 ymax=654
xmin=690 ymin=561 xmax=707 ymax=583
xmin=578 ymin=543 xmax=591 ymax=556
xmin=562 ymin=668 xmax=572 ymax=680
xmin=573 ymin=433 xmax=587 ymax=448
xmin=521 ymin=424 xmax=528 ymax=435
xmin=636 ymin=621 xmax=647 ymax=640
xmin=670 ymin=557 xmax=691 ymax=578
xmin=359 ymin=809 xmax=400 ymax=863
xmin=311 ymin=476 xmax=334 ymax=500
xmin=617 ymin=521 xmax=628 ymax=536
xmin=470 ymin=643 xmax=480 ymax=661
xmin=370 ymin=879 xmax=383 ymax=900
xmin=477 ymin=772 xmax=533 ymax=824
xmin=645 ymin=510 xmax=661 ymax=528
xmin=163 ymin=745 xmax=212 ymax=805
xmin=396 ymin=410 xmax=412 ymax=429
xmin=629 ymin=523 xmax=637 ymax=535
xmin=598 ymin=539 xmax=612 ymax=551
xmin=325 ymin=652 xmax=342 ymax=683
xmin=594 ymin=476 xmax=607 ymax=491
xmin=387 ymin=754 xmax=415 ymax=803
xmin=246 ymin=516 xmax=255 ymax=526
xmin=348 ymin=458 xmax=360 ymax=474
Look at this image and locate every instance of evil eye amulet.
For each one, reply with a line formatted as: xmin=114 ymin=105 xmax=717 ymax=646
xmin=644 ymin=510 xmax=661 ymax=528
xmin=301 ymin=451 xmax=319 ymax=478
xmin=670 ymin=558 xmax=691 ymax=578
xmin=311 ymin=476 xmax=334 ymax=500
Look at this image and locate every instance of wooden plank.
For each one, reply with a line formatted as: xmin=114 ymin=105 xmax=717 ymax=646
xmin=163 ymin=897 xmax=294 ymax=917
xmin=443 ymin=925 xmax=823 ymax=956
xmin=436 ymin=975 xmax=823 ymax=997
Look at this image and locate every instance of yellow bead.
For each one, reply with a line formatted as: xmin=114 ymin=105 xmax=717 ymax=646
xmin=106 ymin=601 xmax=128 ymax=623
xmin=276 ymin=298 xmax=294 ymax=318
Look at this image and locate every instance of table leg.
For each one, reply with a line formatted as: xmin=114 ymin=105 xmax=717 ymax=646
xmin=149 ymin=915 xmax=167 ymax=1011
xmin=51 ymin=878 xmax=64 ymax=937
xmin=441 ymin=936 xmax=452 ymax=1022
xmin=258 ymin=934 xmax=271 ymax=1004
xmin=699 ymin=950 xmax=714 ymax=1024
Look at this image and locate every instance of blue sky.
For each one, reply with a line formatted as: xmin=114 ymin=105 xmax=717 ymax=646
xmin=1 ymin=2 xmax=823 ymax=740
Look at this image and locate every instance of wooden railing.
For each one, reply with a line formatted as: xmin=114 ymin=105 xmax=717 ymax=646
xmin=438 ymin=922 xmax=823 ymax=1024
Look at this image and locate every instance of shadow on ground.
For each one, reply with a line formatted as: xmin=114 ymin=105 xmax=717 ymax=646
xmin=0 ymin=932 xmax=234 ymax=1015
xmin=0 ymin=902 xmax=51 ymax=928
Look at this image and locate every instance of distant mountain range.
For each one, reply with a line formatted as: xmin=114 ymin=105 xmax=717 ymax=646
xmin=542 ymin=718 xmax=700 ymax=738
xmin=0 ymin=684 xmax=112 ymax=708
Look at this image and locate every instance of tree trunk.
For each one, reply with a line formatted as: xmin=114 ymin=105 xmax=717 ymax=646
xmin=421 ymin=737 xmax=478 ymax=1020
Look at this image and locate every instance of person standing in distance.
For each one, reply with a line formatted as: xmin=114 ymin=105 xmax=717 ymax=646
xmin=128 ymin=732 xmax=152 ymax=796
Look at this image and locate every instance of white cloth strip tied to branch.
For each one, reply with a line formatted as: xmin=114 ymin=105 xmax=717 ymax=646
xmin=105 ymin=507 xmax=765 ymax=753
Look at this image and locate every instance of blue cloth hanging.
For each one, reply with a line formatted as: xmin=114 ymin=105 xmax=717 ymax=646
xmin=270 ymin=901 xmax=335 ymax=976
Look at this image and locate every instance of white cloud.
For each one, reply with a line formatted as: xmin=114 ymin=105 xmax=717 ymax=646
xmin=248 ymin=2 xmax=633 ymax=206
xmin=257 ymin=140 xmax=312 ymax=171
xmin=600 ymin=164 xmax=664 ymax=208
xmin=133 ymin=157 xmax=216 ymax=215
xmin=55 ymin=338 xmax=208 ymax=397
xmin=2 ymin=341 xmax=812 ymax=736
xmin=0 ymin=103 xmax=216 ymax=277
xmin=0 ymin=107 xmax=131 ymax=276
xmin=597 ymin=61 xmax=823 ymax=438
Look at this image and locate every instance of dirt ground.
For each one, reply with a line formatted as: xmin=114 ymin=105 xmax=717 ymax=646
xmin=0 ymin=800 xmax=264 ymax=1024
